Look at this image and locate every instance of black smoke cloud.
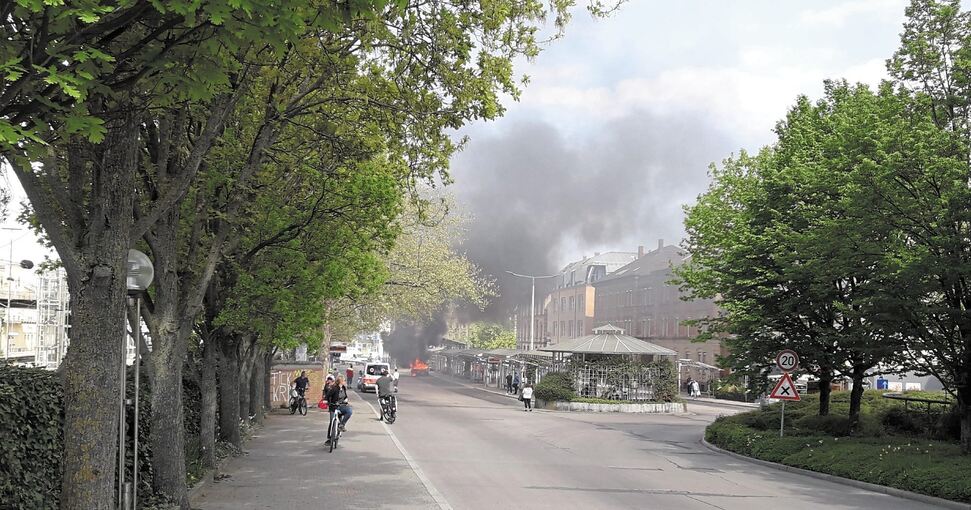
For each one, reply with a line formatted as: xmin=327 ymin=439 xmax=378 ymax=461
xmin=384 ymin=316 xmax=447 ymax=363
xmin=451 ymin=109 xmax=736 ymax=319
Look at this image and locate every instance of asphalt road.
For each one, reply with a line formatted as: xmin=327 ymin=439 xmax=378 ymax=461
xmin=375 ymin=374 xmax=949 ymax=510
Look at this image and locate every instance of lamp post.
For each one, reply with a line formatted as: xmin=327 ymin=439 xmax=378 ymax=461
xmin=506 ymin=271 xmax=558 ymax=351
xmin=120 ymin=249 xmax=153 ymax=510
xmin=2 ymin=226 xmax=32 ymax=361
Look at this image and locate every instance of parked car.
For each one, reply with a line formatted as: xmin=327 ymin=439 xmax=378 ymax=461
xmin=358 ymin=362 xmax=391 ymax=392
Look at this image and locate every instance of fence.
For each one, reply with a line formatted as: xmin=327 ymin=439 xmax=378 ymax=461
xmin=568 ymin=362 xmax=665 ymax=402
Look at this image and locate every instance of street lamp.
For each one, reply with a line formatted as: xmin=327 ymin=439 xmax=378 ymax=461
xmin=2 ymin=226 xmax=33 ymax=361
xmin=506 ymin=271 xmax=558 ymax=351
xmin=119 ymin=249 xmax=153 ymax=510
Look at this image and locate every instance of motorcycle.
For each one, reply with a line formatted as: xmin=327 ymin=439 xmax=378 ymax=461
xmin=289 ymin=386 xmax=308 ymax=416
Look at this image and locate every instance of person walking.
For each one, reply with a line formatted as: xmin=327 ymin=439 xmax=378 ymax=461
xmin=392 ymin=367 xmax=400 ymax=392
xmin=512 ymin=373 xmax=521 ymax=395
xmin=690 ymin=379 xmax=701 ymax=398
xmin=521 ymin=383 xmax=534 ymax=412
xmin=505 ymin=373 xmax=513 ymax=394
xmin=346 ymin=365 xmax=355 ymax=386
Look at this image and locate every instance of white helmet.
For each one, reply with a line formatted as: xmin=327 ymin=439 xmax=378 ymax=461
xmin=326 ymin=374 xmax=335 ymax=382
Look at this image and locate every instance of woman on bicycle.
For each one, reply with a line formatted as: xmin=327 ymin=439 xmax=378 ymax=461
xmin=324 ymin=375 xmax=353 ymax=445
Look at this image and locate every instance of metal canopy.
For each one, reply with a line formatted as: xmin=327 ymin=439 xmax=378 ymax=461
xmin=539 ymin=324 xmax=677 ymax=356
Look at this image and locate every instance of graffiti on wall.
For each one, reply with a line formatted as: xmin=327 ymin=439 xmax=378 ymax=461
xmin=270 ymin=367 xmax=324 ymax=408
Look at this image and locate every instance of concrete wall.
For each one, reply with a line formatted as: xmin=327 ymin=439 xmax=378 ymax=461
xmin=539 ymin=400 xmax=686 ymax=413
xmin=269 ymin=364 xmax=326 ymax=408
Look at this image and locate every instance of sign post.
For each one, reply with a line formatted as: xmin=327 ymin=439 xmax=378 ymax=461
xmin=771 ymin=350 xmax=800 ymax=437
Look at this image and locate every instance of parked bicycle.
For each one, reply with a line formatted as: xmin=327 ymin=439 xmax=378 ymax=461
xmin=289 ymin=386 xmax=308 ymax=416
xmin=379 ymin=394 xmax=397 ymax=424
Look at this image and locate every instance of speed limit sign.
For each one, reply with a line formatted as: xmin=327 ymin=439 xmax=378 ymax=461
xmin=776 ymin=350 xmax=799 ymax=372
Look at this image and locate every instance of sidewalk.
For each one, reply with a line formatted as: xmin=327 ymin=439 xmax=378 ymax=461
xmin=429 ymin=372 xmax=519 ymax=401
xmin=686 ymin=395 xmax=759 ymax=409
xmin=190 ymin=391 xmax=443 ymax=510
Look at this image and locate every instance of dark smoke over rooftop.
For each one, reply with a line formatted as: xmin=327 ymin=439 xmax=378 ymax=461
xmin=450 ymin=109 xmax=734 ymax=320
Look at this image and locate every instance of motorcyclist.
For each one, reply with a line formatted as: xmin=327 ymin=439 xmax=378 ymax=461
xmin=324 ymin=375 xmax=352 ymax=446
xmin=376 ymin=368 xmax=395 ymax=421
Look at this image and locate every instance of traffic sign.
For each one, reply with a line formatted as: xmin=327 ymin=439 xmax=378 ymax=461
xmin=769 ymin=372 xmax=800 ymax=401
xmin=775 ymin=349 xmax=799 ymax=372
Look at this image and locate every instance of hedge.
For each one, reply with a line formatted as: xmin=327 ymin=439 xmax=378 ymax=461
xmin=0 ymin=363 xmax=204 ymax=509
xmin=706 ymin=396 xmax=971 ymax=504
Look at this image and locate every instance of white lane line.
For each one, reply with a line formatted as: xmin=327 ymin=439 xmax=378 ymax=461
xmin=361 ymin=397 xmax=453 ymax=510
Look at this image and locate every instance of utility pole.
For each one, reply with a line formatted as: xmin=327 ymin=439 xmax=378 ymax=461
xmin=506 ymin=271 xmax=558 ymax=351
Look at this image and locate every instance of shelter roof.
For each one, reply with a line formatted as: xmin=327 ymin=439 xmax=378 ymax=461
xmin=540 ymin=324 xmax=677 ymax=356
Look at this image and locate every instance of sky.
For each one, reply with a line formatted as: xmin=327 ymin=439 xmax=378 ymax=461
xmin=449 ymin=0 xmax=912 ymax=316
xmin=0 ymin=0 xmax=915 ymax=314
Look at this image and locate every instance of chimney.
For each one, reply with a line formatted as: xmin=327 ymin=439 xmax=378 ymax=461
xmin=637 ymin=245 xmax=645 ymax=258
xmin=657 ymin=239 xmax=664 ymax=251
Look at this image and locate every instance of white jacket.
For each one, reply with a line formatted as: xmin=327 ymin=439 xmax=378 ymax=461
xmin=521 ymin=387 xmax=534 ymax=399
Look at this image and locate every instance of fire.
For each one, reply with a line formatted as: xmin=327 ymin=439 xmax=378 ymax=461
xmin=410 ymin=358 xmax=429 ymax=376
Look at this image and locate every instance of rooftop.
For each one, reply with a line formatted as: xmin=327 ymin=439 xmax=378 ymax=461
xmin=540 ymin=324 xmax=678 ymax=356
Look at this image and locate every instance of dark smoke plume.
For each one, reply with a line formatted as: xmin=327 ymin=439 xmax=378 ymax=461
xmin=384 ymin=316 xmax=447 ymax=364
xmin=451 ymin=109 xmax=735 ymax=319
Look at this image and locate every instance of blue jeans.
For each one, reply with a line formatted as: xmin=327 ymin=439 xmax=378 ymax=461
xmin=333 ymin=405 xmax=352 ymax=425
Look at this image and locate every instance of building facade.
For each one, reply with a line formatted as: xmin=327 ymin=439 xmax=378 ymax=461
xmin=545 ymin=251 xmax=637 ymax=346
xmin=592 ymin=242 xmax=725 ymax=374
xmin=1 ymin=264 xmax=70 ymax=369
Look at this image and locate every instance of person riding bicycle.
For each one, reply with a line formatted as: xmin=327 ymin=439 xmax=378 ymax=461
xmin=324 ymin=375 xmax=352 ymax=446
xmin=293 ymin=371 xmax=309 ymax=398
xmin=376 ymin=368 xmax=395 ymax=421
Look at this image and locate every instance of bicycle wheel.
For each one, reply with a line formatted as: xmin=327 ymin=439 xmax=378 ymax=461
xmin=329 ymin=416 xmax=338 ymax=452
xmin=299 ymin=399 xmax=307 ymax=416
xmin=384 ymin=409 xmax=396 ymax=424
xmin=289 ymin=398 xmax=297 ymax=415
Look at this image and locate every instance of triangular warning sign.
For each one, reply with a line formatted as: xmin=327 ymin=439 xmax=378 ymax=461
xmin=769 ymin=372 xmax=800 ymax=401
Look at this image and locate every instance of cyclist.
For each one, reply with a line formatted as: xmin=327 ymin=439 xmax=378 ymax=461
xmin=324 ymin=375 xmax=352 ymax=446
xmin=376 ymin=368 xmax=395 ymax=421
xmin=293 ymin=371 xmax=309 ymax=398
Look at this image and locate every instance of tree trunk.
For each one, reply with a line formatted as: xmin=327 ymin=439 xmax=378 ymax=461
xmin=237 ymin=335 xmax=257 ymax=423
xmin=217 ymin=334 xmax=241 ymax=447
xmin=60 ymin=264 xmax=130 ymax=510
xmin=959 ymin=385 xmax=971 ymax=454
xmin=58 ymin=116 xmax=138 ymax=510
xmin=817 ymin=371 xmax=832 ymax=416
xmin=263 ymin=350 xmax=273 ymax=411
xmin=250 ymin=346 xmax=266 ymax=425
xmin=146 ymin=324 xmax=189 ymax=509
xmin=200 ymin=335 xmax=218 ymax=469
xmin=848 ymin=366 xmax=867 ymax=430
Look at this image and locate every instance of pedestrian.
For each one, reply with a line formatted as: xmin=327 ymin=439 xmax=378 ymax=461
xmin=505 ymin=373 xmax=513 ymax=394
xmin=690 ymin=379 xmax=701 ymax=398
xmin=685 ymin=377 xmax=693 ymax=396
xmin=513 ymin=373 xmax=521 ymax=394
xmin=346 ymin=365 xmax=354 ymax=386
xmin=392 ymin=367 xmax=400 ymax=392
xmin=521 ymin=383 xmax=534 ymax=412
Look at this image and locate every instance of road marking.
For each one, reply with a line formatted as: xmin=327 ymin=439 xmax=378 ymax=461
xmin=360 ymin=397 xmax=453 ymax=510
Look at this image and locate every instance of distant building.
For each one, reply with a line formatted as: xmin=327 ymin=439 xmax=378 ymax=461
xmin=1 ymin=265 xmax=70 ymax=369
xmin=592 ymin=241 xmax=724 ymax=377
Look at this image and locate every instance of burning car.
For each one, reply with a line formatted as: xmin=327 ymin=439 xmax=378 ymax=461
xmin=410 ymin=358 xmax=430 ymax=376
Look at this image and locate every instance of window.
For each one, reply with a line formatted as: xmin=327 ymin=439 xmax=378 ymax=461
xmin=701 ymin=351 xmax=707 ymax=363
xmin=560 ymin=321 xmax=566 ymax=337
xmin=553 ymin=322 xmax=558 ymax=337
xmin=569 ymin=296 xmax=574 ymax=310
xmin=561 ymin=297 xmax=566 ymax=310
xmin=578 ymin=320 xmax=583 ymax=335
xmin=569 ymin=321 xmax=574 ymax=337
xmin=685 ymin=350 xmax=691 ymax=360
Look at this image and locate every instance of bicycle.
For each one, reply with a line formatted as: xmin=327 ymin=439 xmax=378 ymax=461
xmin=327 ymin=407 xmax=343 ymax=452
xmin=379 ymin=394 xmax=397 ymax=424
xmin=289 ymin=387 xmax=308 ymax=416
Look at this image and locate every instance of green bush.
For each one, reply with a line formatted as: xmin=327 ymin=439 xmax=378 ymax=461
xmin=0 ymin=363 xmax=204 ymax=509
xmin=707 ymin=418 xmax=971 ymax=503
xmin=534 ymin=372 xmax=574 ymax=402
xmin=880 ymin=407 xmax=924 ymax=436
xmin=0 ymin=364 xmax=63 ymax=509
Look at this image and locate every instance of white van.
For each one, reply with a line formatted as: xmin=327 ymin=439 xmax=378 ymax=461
xmin=359 ymin=362 xmax=390 ymax=392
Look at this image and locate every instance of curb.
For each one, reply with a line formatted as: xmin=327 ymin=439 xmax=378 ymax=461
xmin=700 ymin=438 xmax=970 ymax=510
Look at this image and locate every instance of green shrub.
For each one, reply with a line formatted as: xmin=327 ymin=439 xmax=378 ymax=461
xmin=0 ymin=363 xmax=204 ymax=509
xmin=794 ymin=414 xmax=854 ymax=436
xmin=0 ymin=364 xmax=63 ymax=509
xmin=534 ymin=372 xmax=574 ymax=402
xmin=880 ymin=407 xmax=924 ymax=436
xmin=934 ymin=406 xmax=961 ymax=442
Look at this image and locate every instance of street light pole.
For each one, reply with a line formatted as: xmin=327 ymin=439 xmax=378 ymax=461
xmin=3 ymin=226 xmax=22 ymax=360
xmin=506 ymin=271 xmax=558 ymax=351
